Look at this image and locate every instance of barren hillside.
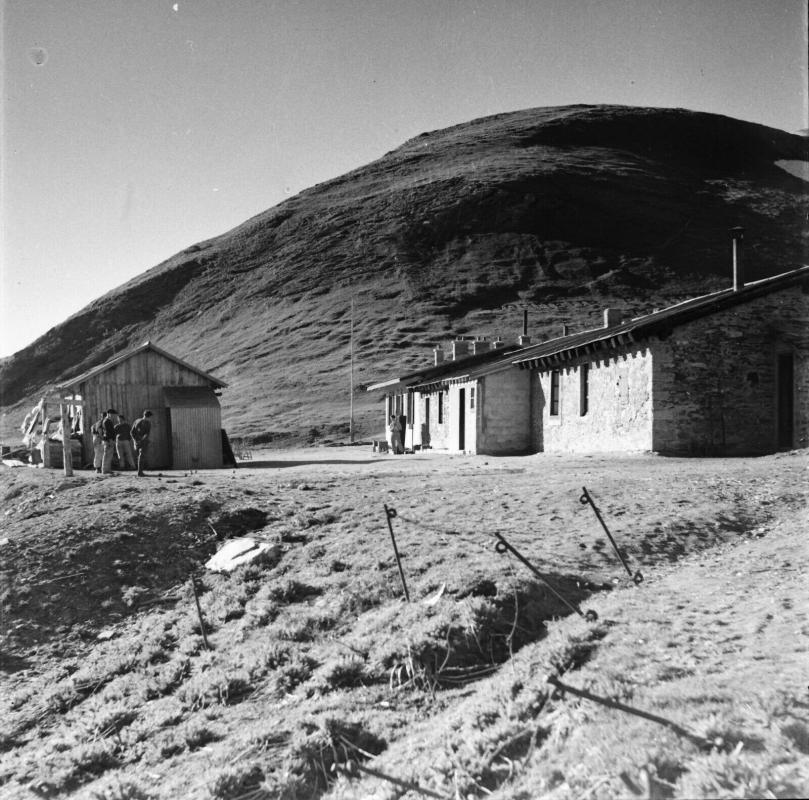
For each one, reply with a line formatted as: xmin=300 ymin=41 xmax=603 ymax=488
xmin=1 ymin=105 xmax=806 ymax=442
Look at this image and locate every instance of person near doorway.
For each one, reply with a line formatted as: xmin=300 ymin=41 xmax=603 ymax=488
xmin=388 ymin=414 xmax=403 ymax=454
xmin=90 ymin=413 xmax=105 ymax=473
xmin=100 ymin=409 xmax=118 ymax=474
xmin=131 ymin=410 xmax=153 ymax=477
xmin=114 ymin=415 xmax=136 ymax=470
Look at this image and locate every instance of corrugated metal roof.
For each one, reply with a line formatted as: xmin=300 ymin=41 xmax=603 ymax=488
xmin=57 ymin=341 xmax=227 ymax=390
xmin=513 ymin=266 xmax=809 ymax=371
xmin=164 ymin=386 xmax=221 ymax=408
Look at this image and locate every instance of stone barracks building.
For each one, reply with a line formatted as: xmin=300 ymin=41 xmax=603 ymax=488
xmin=369 ymin=264 xmax=808 ymax=456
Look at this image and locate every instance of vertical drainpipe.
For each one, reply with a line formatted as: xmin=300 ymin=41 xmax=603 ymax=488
xmin=730 ymin=226 xmax=745 ymax=291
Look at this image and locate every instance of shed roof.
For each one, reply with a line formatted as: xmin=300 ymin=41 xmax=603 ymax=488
xmin=164 ymin=386 xmax=221 ymax=408
xmin=513 ymin=265 xmax=809 ymax=371
xmin=57 ymin=341 xmax=228 ymax=390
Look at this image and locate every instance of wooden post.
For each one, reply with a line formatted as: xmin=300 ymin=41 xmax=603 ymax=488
xmin=59 ymin=403 xmax=73 ymax=476
xmin=40 ymin=401 xmax=51 ymax=468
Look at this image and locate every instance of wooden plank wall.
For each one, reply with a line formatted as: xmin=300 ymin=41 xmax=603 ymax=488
xmin=170 ymin=405 xmax=223 ymax=469
xmin=77 ymin=351 xmax=217 ymax=469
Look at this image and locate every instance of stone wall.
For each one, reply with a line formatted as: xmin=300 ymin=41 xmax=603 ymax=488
xmin=478 ymin=368 xmax=532 ymax=454
xmin=534 ymin=345 xmax=654 ymax=452
xmin=651 ymin=284 xmax=809 ymax=454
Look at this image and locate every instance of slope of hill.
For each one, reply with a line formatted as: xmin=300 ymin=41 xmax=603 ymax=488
xmin=1 ymin=105 xmax=806 ymax=442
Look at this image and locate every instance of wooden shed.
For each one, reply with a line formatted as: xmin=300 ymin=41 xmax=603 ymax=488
xmin=57 ymin=341 xmax=228 ymax=470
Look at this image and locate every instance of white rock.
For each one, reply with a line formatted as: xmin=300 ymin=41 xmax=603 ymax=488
xmin=205 ymin=537 xmax=280 ymax=573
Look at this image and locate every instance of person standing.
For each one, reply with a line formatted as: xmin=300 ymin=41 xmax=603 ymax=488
xmin=131 ymin=410 xmax=153 ymax=477
xmin=388 ymin=414 xmax=403 ymax=455
xmin=100 ymin=409 xmax=118 ymax=475
xmin=114 ymin=415 xmax=136 ymax=470
xmin=90 ymin=414 xmax=105 ymax=473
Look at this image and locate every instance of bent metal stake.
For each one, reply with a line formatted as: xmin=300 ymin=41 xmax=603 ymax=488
xmin=383 ymin=505 xmax=411 ymax=603
xmin=493 ymin=531 xmax=598 ymax=622
xmin=579 ymin=486 xmax=643 ymax=585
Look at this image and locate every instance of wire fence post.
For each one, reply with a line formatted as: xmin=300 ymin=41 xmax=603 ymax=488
xmin=190 ymin=575 xmax=211 ymax=650
xmin=384 ymin=505 xmax=410 ymax=602
xmin=580 ymin=486 xmax=643 ymax=584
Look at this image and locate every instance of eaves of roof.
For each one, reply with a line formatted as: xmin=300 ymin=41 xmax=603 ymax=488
xmin=57 ymin=340 xmax=228 ymax=390
xmin=513 ymin=265 xmax=809 ymax=372
xmin=367 ymin=343 xmax=524 ymax=394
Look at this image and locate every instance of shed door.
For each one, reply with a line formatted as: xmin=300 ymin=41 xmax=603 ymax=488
xmin=169 ymin=406 xmax=223 ymax=469
xmin=164 ymin=386 xmax=223 ymax=469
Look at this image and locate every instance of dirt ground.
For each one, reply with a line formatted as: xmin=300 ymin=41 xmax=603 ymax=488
xmin=1 ymin=446 xmax=807 ymax=799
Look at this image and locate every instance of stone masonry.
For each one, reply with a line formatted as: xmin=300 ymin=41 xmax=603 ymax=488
xmin=478 ymin=368 xmax=531 ymax=454
xmin=651 ymin=284 xmax=809 ymax=454
xmin=533 ymin=344 xmax=654 ymax=453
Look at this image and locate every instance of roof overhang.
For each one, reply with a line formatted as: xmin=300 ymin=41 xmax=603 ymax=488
xmin=366 ymin=377 xmax=418 ymax=393
xmin=515 ymin=330 xmax=639 ymax=371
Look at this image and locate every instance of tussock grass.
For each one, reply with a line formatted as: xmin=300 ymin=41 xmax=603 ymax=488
xmin=1 ymin=451 xmax=806 ymax=799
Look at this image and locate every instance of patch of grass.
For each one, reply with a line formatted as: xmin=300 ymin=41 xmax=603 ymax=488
xmin=88 ymin=776 xmax=155 ymax=800
xmin=311 ymin=656 xmax=368 ymax=693
xmin=676 ymin=750 xmax=809 ymax=798
xmin=206 ymin=763 xmax=266 ymax=799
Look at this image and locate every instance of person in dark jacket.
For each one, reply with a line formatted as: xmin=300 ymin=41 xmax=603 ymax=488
xmin=131 ymin=410 xmax=153 ymax=477
xmin=114 ymin=415 xmax=136 ymax=470
xmin=100 ymin=409 xmax=118 ymax=475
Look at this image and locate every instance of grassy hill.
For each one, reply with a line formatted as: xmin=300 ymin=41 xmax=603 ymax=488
xmin=1 ymin=105 xmax=806 ymax=443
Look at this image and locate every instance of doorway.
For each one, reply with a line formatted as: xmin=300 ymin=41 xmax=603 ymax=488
xmin=458 ymin=388 xmax=466 ymax=451
xmin=776 ymin=353 xmax=794 ymax=450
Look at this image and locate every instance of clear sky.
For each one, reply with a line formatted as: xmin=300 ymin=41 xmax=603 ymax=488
xmin=2 ymin=0 xmax=806 ymax=357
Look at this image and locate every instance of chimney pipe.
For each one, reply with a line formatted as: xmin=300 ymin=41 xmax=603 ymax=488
xmin=603 ymin=308 xmax=621 ymax=328
xmin=522 ymin=309 xmax=528 ymax=337
xmin=433 ymin=346 xmax=444 ymax=366
xmin=562 ymin=323 xmax=570 ymax=336
xmin=730 ymin=226 xmax=745 ymax=291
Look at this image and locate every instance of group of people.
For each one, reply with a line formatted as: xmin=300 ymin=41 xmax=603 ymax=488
xmin=91 ymin=409 xmax=152 ymax=476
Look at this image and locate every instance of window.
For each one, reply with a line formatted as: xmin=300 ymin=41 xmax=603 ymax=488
xmin=550 ymin=370 xmax=560 ymax=416
xmin=438 ymin=391 xmax=443 ymax=423
xmin=579 ymin=364 xmax=589 ymax=416
xmin=470 ymin=387 xmax=475 ymax=409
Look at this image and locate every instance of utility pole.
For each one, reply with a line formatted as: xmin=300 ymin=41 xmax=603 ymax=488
xmin=349 ymin=296 xmax=354 ymax=443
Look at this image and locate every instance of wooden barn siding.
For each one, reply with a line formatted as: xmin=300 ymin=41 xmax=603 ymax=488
xmin=169 ymin=405 xmax=223 ymax=469
xmin=76 ymin=351 xmax=215 ymax=469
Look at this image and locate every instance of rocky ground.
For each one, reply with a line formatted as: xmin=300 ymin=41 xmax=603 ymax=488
xmin=1 ymin=446 xmax=807 ymax=799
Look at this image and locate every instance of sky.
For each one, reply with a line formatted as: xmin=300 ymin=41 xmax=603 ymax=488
xmin=2 ymin=0 xmax=807 ymax=357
